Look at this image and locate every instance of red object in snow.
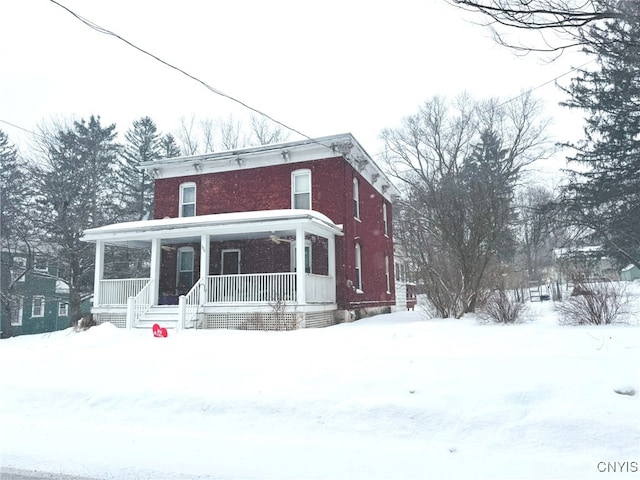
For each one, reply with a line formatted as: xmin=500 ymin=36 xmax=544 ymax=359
xmin=152 ymin=323 xmax=168 ymax=337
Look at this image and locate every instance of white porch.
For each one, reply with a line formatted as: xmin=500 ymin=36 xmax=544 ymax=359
xmin=82 ymin=210 xmax=343 ymax=330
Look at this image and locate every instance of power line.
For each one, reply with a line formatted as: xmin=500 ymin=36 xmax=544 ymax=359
xmin=48 ymin=0 xmax=323 ymax=146
xmin=0 ymin=118 xmax=44 ymax=139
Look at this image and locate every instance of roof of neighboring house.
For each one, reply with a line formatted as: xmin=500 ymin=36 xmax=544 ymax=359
xmin=141 ymin=133 xmax=400 ymax=201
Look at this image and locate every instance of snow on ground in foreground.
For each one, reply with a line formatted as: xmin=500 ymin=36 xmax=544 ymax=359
xmin=1 ymin=295 xmax=639 ymax=480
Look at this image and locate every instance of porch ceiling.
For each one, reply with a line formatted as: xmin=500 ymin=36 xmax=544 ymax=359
xmin=81 ymin=209 xmax=344 ymax=247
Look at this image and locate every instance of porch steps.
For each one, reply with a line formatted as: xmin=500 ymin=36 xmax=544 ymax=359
xmin=135 ymin=305 xmax=179 ymax=329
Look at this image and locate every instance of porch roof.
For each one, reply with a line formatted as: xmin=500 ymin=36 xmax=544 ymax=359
xmin=81 ymin=209 xmax=344 ymax=247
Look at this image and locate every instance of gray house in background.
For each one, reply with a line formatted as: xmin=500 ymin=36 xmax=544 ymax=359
xmin=621 ymin=264 xmax=640 ymax=282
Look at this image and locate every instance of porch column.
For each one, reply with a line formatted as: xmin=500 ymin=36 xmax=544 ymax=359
xmin=150 ymin=238 xmax=161 ymax=305
xmin=200 ymin=234 xmax=210 ymax=303
xmin=93 ymin=240 xmax=105 ymax=307
xmin=295 ymin=226 xmax=306 ymax=304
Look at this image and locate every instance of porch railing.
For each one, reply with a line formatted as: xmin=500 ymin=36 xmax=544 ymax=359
xmin=205 ymin=273 xmax=296 ymax=303
xmin=179 ymin=279 xmax=205 ymax=329
xmin=306 ymin=274 xmax=335 ymax=303
xmin=128 ymin=280 xmax=153 ymax=328
xmin=99 ymin=278 xmax=150 ymax=306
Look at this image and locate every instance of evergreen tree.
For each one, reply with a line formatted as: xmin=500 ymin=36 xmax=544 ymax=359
xmin=160 ymin=133 xmax=182 ymax=158
xmin=119 ymin=117 xmax=162 ymax=221
xmin=561 ymin=0 xmax=640 ymax=269
xmin=1 ymin=130 xmax=35 ymax=337
xmin=461 ymin=129 xmax=518 ymax=263
xmin=31 ymin=116 xmax=121 ymax=325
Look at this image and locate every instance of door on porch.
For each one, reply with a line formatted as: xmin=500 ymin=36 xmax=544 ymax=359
xmin=177 ymin=246 xmax=195 ymax=294
xmin=222 ymin=249 xmax=241 ymax=275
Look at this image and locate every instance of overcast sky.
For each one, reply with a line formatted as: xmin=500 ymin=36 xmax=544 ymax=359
xmin=1 ymin=0 xmax=588 ymax=181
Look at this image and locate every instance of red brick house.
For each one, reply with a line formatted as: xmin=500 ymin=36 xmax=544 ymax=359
xmin=81 ymin=133 xmax=399 ymax=330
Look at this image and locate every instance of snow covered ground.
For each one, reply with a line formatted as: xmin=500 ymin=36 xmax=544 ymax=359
xmin=1 ymin=291 xmax=639 ymax=480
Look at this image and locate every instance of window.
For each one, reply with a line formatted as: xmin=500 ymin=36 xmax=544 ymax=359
xmin=34 ymin=257 xmax=49 ymax=274
xmin=10 ymin=296 xmax=23 ymax=326
xmin=177 ymin=247 xmax=195 ymax=292
xmin=353 ymin=177 xmax=360 ymax=219
xmin=383 ymin=202 xmax=388 ymax=236
xmin=385 ymin=255 xmax=391 ymax=293
xmin=32 ymin=296 xmax=45 ymax=318
xmin=292 ymin=170 xmax=311 ymax=209
xmin=221 ymin=249 xmax=241 ymax=275
xmin=291 ymin=241 xmax=311 ymax=273
xmin=58 ymin=302 xmax=68 ymax=317
xmin=12 ymin=256 xmax=26 ymax=283
xmin=354 ymin=243 xmax=362 ymax=292
xmin=180 ymin=183 xmax=196 ymax=217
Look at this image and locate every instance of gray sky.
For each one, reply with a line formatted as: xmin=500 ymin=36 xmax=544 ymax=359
xmin=1 ymin=0 xmax=587 ymax=179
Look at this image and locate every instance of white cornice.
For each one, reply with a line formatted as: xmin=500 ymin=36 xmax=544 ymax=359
xmin=142 ymin=133 xmax=400 ymax=201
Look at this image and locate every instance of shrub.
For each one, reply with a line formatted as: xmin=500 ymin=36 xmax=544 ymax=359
xmin=556 ymin=280 xmax=629 ymax=326
xmin=479 ymin=289 xmax=526 ymax=324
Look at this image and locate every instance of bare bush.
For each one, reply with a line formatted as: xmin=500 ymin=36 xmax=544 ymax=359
xmin=556 ymin=280 xmax=629 ymax=326
xmin=479 ymin=289 xmax=527 ymax=324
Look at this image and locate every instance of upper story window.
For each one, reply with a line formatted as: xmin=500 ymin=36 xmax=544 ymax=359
xmin=34 ymin=257 xmax=48 ymax=274
xmin=12 ymin=256 xmax=27 ymax=283
xmin=32 ymin=296 xmax=45 ymax=318
xmin=383 ymin=202 xmax=388 ymax=236
xmin=353 ymin=177 xmax=360 ymax=220
xmin=292 ymin=170 xmax=311 ymax=209
xmin=180 ymin=182 xmax=196 ymax=217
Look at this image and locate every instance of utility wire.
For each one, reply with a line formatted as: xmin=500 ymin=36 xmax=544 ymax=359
xmin=0 ymin=118 xmax=44 ymax=139
xmin=48 ymin=0 xmax=322 ymax=146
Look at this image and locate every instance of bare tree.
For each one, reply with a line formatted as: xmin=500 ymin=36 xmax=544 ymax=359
xmin=177 ymin=115 xmax=200 ymax=156
xmin=248 ymin=115 xmax=290 ymax=145
xmin=448 ymin=0 xmax=638 ymax=55
xmin=216 ymin=114 xmax=245 ymax=151
xmin=383 ymin=93 xmax=550 ymax=317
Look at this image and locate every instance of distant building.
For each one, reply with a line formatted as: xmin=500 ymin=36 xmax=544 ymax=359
xmin=0 ymin=251 xmax=86 ymax=338
xmin=621 ymin=264 xmax=640 ymax=282
xmin=552 ymin=246 xmax=619 ymax=285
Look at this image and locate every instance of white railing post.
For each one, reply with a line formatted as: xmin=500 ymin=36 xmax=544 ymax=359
xmin=126 ymin=297 xmax=134 ymax=330
xmin=178 ymin=295 xmax=186 ymax=331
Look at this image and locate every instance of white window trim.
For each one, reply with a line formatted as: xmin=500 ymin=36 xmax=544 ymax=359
xmin=291 ymin=169 xmax=311 ymax=210
xmin=385 ymin=255 xmax=391 ymax=294
xmin=13 ymin=257 xmax=27 ymax=283
xmin=176 ymin=246 xmax=195 ymax=290
xmin=179 ymin=182 xmax=196 ymax=217
xmin=11 ymin=297 xmax=24 ymax=326
xmin=221 ymin=249 xmax=241 ymax=275
xmin=32 ymin=295 xmax=45 ymax=318
xmin=383 ymin=202 xmax=389 ymax=237
xmin=353 ymin=177 xmax=360 ymax=220
xmin=291 ymin=240 xmax=312 ymax=273
xmin=58 ymin=302 xmax=69 ymax=317
xmin=355 ymin=243 xmax=363 ymax=293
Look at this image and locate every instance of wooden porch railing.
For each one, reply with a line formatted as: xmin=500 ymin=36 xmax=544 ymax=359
xmin=127 ymin=280 xmax=153 ymax=328
xmin=99 ymin=278 xmax=150 ymax=306
xmin=205 ymin=273 xmax=297 ymax=303
xmin=306 ymin=274 xmax=335 ymax=303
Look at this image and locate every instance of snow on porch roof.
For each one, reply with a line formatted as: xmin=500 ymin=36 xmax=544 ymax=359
xmin=81 ymin=209 xmax=344 ymax=245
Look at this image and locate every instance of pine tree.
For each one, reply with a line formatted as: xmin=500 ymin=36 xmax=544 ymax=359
xmin=561 ymin=0 xmax=640 ymax=269
xmin=1 ymin=130 xmax=34 ymax=337
xmin=119 ymin=117 xmax=162 ymax=221
xmin=31 ymin=116 xmax=121 ymax=325
xmin=160 ymin=133 xmax=182 ymax=158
